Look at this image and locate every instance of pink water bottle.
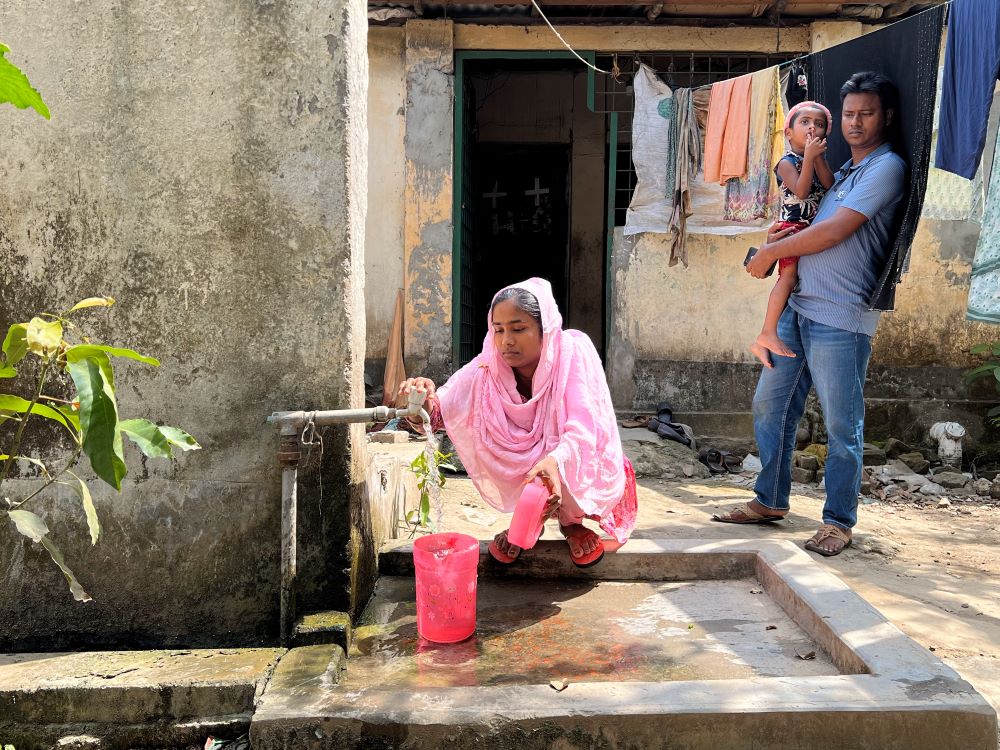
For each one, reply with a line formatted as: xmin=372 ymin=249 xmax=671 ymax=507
xmin=413 ymin=532 xmax=480 ymax=643
xmin=506 ymin=479 xmax=550 ymax=550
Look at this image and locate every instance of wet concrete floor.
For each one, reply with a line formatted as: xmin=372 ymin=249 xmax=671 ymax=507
xmin=345 ymin=576 xmax=838 ymax=690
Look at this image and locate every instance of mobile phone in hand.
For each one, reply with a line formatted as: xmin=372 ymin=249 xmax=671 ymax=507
xmin=743 ymin=246 xmax=777 ymax=278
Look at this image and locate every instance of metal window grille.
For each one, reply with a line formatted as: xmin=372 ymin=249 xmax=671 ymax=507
xmin=594 ymin=52 xmax=795 ymax=226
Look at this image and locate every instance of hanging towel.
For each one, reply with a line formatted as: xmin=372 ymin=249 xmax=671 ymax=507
xmin=666 ymin=87 xmax=702 ymax=266
xmin=724 ymin=68 xmax=779 ymax=222
xmin=936 ymin=0 xmax=1000 ymax=180
xmin=923 ymin=65 xmax=986 ymax=222
xmin=771 ymin=70 xmax=787 ymax=208
xmin=624 ymin=64 xmax=676 ymax=236
xmin=809 ymin=3 xmax=946 ymax=310
xmin=703 ymin=75 xmax=752 ymax=184
xmin=967 ymin=130 xmax=1000 ymax=324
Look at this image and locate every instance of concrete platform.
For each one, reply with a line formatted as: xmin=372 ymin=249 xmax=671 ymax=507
xmin=250 ymin=539 xmax=997 ymax=749
xmin=0 ymin=648 xmax=282 ymax=749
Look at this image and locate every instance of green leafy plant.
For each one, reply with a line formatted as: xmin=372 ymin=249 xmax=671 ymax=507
xmin=966 ymin=342 xmax=1000 ymax=425
xmin=1 ymin=297 xmax=199 ymax=601
xmin=0 ymin=42 xmax=50 ymax=119
xmin=405 ymin=448 xmax=455 ymax=536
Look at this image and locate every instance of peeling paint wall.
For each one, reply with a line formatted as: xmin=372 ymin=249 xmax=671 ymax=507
xmin=365 ymin=28 xmax=407 ymax=365
xmin=403 ymin=20 xmax=454 ymax=383
xmin=367 ymin=18 xmax=997 ymax=441
xmin=0 ymin=0 xmax=369 ymax=648
xmin=365 ymin=22 xmax=803 ymax=379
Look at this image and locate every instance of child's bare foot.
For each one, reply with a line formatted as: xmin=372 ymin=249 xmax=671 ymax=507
xmin=750 ymin=334 xmax=796 ymax=368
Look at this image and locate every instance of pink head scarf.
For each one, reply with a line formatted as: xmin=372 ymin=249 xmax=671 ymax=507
xmin=784 ymin=100 xmax=833 ymax=132
xmin=437 ymin=278 xmax=628 ymax=538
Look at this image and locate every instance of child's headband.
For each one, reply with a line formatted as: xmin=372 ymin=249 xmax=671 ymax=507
xmin=784 ymin=101 xmax=833 ymax=131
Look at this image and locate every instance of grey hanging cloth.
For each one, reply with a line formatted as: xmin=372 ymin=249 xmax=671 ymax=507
xmin=809 ymin=4 xmax=946 ymax=310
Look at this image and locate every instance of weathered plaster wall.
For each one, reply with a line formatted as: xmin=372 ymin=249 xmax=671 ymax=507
xmin=403 ymin=20 xmax=454 ymax=383
xmin=365 ymin=22 xmax=804 ymax=378
xmin=366 ymin=28 xmax=406 ymax=364
xmin=607 ymin=21 xmax=999 ymax=442
xmin=453 ymin=24 xmax=810 ymax=52
xmin=0 ymin=0 xmax=369 ymax=649
xmin=569 ymin=71 xmax=607 ymax=348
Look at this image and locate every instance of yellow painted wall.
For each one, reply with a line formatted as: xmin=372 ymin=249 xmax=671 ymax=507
xmin=367 ymin=20 xmax=996 ymax=393
xmin=366 ymin=28 xmax=407 ymax=360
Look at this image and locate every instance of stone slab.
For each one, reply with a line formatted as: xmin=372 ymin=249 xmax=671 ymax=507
xmin=0 ymin=648 xmax=281 ymax=748
xmin=250 ymin=540 xmax=997 ymax=749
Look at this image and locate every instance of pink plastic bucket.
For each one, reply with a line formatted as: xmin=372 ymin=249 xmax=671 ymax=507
xmin=413 ymin=532 xmax=480 ymax=643
xmin=506 ymin=479 xmax=549 ymax=550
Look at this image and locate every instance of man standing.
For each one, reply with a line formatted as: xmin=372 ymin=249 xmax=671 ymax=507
xmin=713 ymin=72 xmax=905 ymax=557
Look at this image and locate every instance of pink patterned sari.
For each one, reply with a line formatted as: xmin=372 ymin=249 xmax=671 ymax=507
xmin=433 ymin=278 xmax=637 ymax=543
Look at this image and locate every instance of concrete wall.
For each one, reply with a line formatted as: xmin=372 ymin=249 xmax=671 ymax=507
xmin=366 ymin=19 xmax=997 ymax=443
xmin=0 ymin=0 xmax=370 ymax=649
xmin=403 ymin=20 xmax=454 ymax=383
xmin=365 ymin=28 xmax=406 ymax=366
xmin=364 ymin=22 xmax=806 ymax=375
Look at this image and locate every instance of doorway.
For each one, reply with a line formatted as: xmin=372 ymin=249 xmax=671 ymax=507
xmin=453 ymin=53 xmax=607 ymax=366
xmin=471 ymin=143 xmax=570 ymax=347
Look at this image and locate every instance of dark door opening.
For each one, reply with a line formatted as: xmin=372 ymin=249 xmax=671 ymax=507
xmin=454 ymin=55 xmax=607 ymax=367
xmin=471 ymin=143 xmax=570 ymax=347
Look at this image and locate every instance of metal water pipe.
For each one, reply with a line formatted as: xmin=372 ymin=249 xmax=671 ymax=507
xmin=267 ymin=388 xmax=430 ymax=644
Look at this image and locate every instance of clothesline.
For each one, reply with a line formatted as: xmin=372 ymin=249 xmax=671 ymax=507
xmin=529 ymin=0 xmax=951 ymax=87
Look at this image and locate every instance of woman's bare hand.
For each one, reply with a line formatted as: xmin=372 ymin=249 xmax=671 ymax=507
xmin=397 ymin=377 xmax=437 ymax=400
xmin=525 ymin=455 xmax=562 ymax=518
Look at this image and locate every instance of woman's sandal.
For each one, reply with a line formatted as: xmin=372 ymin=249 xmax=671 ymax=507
xmin=488 ymin=530 xmax=522 ymax=564
xmin=804 ymin=524 xmax=852 ymax=557
xmin=711 ymin=502 xmax=788 ymax=524
xmin=560 ymin=525 xmax=605 ymax=568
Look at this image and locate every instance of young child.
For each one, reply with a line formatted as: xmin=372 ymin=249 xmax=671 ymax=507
xmin=750 ymin=100 xmax=836 ymax=368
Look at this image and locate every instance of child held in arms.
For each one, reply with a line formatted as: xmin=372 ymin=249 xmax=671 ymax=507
xmin=750 ymin=100 xmax=836 ymax=367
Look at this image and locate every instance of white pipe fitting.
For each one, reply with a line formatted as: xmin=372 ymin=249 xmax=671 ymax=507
xmin=928 ymin=421 xmax=966 ymax=470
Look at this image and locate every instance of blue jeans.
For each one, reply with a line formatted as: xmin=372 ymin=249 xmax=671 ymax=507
xmin=752 ymin=308 xmax=872 ymax=529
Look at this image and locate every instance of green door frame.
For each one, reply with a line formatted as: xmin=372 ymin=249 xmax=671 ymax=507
xmin=451 ymin=50 xmax=605 ymax=364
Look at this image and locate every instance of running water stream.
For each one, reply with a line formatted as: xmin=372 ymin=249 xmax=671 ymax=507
xmin=422 ymin=422 xmax=444 ymax=531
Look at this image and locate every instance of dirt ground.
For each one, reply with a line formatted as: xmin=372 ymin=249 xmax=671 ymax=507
xmin=437 ymin=472 xmax=1000 ymax=730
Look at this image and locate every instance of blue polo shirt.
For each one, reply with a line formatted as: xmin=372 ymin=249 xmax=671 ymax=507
xmin=788 ymin=142 xmax=906 ymax=336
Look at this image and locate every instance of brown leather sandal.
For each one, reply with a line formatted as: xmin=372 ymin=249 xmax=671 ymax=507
xmin=804 ymin=524 xmax=852 ymax=556
xmin=712 ymin=502 xmax=787 ymax=524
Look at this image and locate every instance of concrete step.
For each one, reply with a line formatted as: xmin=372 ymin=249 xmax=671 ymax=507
xmin=0 ymin=648 xmax=281 ymax=749
xmin=248 ymin=540 xmax=997 ymax=749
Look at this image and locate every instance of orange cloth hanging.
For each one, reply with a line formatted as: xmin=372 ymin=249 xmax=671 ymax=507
xmin=703 ymin=74 xmax=752 ymax=185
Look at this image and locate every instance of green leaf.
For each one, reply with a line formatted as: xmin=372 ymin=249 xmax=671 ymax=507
xmin=118 ymin=418 xmax=173 ymax=458
xmin=2 ymin=323 xmax=28 ymax=365
xmin=40 ymin=536 xmax=92 ymax=602
xmin=25 ymin=317 xmax=63 ymax=356
xmin=48 ymin=403 xmax=81 ymax=431
xmin=0 ymin=43 xmax=50 ymax=119
xmin=157 ymin=425 xmax=200 ymax=451
xmin=970 ymin=343 xmax=993 ymax=355
xmin=0 ymin=394 xmax=76 ymax=436
xmin=66 ymin=470 xmax=99 ymax=545
xmin=8 ymin=508 xmax=49 ymax=542
xmin=68 ymin=296 xmax=115 ymax=313
xmin=65 ymin=344 xmax=158 ymax=368
xmin=68 ymin=355 xmax=126 ymax=491
xmin=987 ymin=405 xmax=1000 ymax=417
xmin=964 ymin=363 xmax=999 ymax=383
xmin=0 ymin=363 xmax=15 ymax=378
